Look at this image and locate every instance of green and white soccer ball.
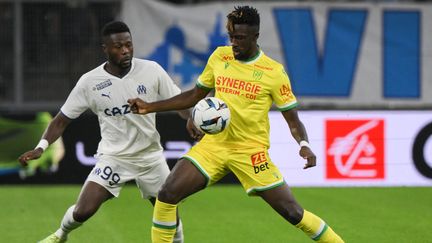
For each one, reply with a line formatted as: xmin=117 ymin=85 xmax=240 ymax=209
xmin=192 ymin=97 xmax=231 ymax=134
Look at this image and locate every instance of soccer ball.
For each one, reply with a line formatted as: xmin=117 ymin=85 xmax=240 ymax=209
xmin=192 ymin=97 xmax=231 ymax=134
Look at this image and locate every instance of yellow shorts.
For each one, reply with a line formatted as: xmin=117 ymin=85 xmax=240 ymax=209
xmin=182 ymin=142 xmax=284 ymax=195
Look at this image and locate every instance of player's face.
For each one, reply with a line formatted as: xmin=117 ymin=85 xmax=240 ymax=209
xmin=228 ymin=24 xmax=259 ymax=61
xmin=103 ymin=32 xmax=133 ymax=69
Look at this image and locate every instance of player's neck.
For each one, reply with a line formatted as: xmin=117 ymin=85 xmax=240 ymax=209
xmin=249 ymin=46 xmax=260 ymax=59
xmin=104 ymin=63 xmax=131 ymax=79
xmin=242 ymin=45 xmax=260 ymax=61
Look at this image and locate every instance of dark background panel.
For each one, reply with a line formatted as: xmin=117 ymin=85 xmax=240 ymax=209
xmin=0 ymin=112 xmax=238 ymax=184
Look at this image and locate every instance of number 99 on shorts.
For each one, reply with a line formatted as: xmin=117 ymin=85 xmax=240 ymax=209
xmin=93 ymin=166 xmax=121 ymax=186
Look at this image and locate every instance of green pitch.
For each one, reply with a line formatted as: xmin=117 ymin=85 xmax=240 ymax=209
xmin=1 ymin=185 xmax=431 ymax=243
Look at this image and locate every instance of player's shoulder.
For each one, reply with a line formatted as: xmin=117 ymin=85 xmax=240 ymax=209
xmin=214 ymin=46 xmax=231 ymax=53
xmin=261 ymin=52 xmax=284 ymax=70
xmin=255 ymin=53 xmax=284 ymax=77
xmin=132 ymin=57 xmax=161 ymax=68
xmin=83 ymin=63 xmax=104 ymax=76
xmin=74 ymin=63 xmax=106 ymax=87
xmin=132 ymin=58 xmax=168 ymax=78
xmin=214 ymin=46 xmax=232 ymax=55
xmin=210 ymin=46 xmax=233 ymax=62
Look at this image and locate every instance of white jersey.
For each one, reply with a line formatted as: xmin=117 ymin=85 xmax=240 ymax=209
xmin=61 ymin=58 xmax=181 ymax=160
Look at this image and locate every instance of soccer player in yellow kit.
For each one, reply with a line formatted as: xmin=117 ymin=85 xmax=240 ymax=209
xmin=128 ymin=6 xmax=344 ymax=243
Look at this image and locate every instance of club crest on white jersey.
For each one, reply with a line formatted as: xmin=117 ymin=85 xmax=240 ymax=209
xmin=137 ymin=84 xmax=147 ymax=95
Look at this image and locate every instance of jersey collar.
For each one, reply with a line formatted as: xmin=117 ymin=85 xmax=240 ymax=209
xmin=102 ymin=58 xmax=135 ymax=79
xmin=237 ymin=48 xmax=263 ymax=65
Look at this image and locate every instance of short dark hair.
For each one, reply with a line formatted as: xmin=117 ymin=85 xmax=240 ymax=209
xmin=226 ymin=6 xmax=260 ymax=32
xmin=101 ymin=21 xmax=130 ymax=37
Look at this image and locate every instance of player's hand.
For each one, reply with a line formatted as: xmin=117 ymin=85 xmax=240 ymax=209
xmin=18 ymin=148 xmax=43 ymax=167
xmin=127 ymin=98 xmax=151 ymax=115
xmin=187 ymin=118 xmax=204 ymax=141
xmin=299 ymin=146 xmax=316 ymax=169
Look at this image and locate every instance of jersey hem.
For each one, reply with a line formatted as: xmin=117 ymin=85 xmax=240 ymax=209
xmin=196 ymin=80 xmax=214 ymax=91
xmin=277 ymin=102 xmax=299 ymax=111
xmin=246 ymin=180 xmax=285 ymax=195
xmin=59 ymin=110 xmax=76 ymax=120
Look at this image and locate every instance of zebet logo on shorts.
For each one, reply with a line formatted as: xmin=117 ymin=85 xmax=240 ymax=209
xmin=251 ymin=152 xmax=269 ymax=174
xmin=326 ymin=119 xmax=385 ymax=179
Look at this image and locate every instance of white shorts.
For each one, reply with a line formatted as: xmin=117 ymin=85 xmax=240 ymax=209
xmin=85 ymin=151 xmax=170 ymax=198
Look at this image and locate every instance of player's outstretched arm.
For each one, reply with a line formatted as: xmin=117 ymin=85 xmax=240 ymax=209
xmin=128 ymin=85 xmax=209 ymax=115
xmin=18 ymin=112 xmax=71 ymax=166
xmin=281 ymin=108 xmax=316 ymax=169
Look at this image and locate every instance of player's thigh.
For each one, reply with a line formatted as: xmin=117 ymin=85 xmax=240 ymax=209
xmin=157 ymin=143 xmax=230 ymax=203
xmin=181 ymin=142 xmax=230 ymax=186
xmin=75 ymin=180 xmax=113 ymax=213
xmin=228 ymin=147 xmax=285 ymax=195
xmin=160 ymin=158 xmax=208 ymax=202
xmin=135 ymin=157 xmax=171 ymax=199
xmin=86 ymin=159 xmax=135 ymax=198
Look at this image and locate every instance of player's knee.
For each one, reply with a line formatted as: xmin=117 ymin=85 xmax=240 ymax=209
xmin=157 ymin=185 xmax=181 ymax=204
xmin=284 ymin=204 xmax=303 ymax=225
xmin=73 ymin=204 xmax=97 ymax=222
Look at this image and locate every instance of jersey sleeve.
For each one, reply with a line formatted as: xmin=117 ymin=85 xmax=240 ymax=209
xmin=60 ymin=77 xmax=89 ymax=119
xmin=154 ymin=62 xmax=181 ymax=100
xmin=271 ymin=67 xmax=298 ymax=111
xmin=196 ymin=48 xmax=218 ymax=91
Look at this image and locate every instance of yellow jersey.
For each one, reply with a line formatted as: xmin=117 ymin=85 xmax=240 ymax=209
xmin=197 ymin=46 xmax=298 ymax=148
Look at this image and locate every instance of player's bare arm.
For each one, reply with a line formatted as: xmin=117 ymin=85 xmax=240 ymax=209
xmin=128 ymin=86 xmax=207 ymax=140
xmin=281 ymin=108 xmax=316 ymax=169
xmin=128 ymin=85 xmax=209 ymax=114
xmin=18 ymin=112 xmax=71 ymax=166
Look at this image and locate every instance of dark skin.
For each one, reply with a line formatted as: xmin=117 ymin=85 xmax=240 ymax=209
xmin=18 ymin=31 xmax=186 ymax=223
xmin=102 ymin=32 xmax=133 ymax=78
xmin=229 ymin=23 xmax=260 ymax=61
xmin=127 ymin=23 xmax=316 ymax=226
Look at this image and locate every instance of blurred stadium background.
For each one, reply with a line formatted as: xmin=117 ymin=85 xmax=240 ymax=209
xmin=1 ymin=0 xmax=432 ymax=242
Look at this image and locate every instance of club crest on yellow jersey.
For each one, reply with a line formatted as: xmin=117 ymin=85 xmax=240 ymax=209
xmin=253 ymin=70 xmax=263 ymax=80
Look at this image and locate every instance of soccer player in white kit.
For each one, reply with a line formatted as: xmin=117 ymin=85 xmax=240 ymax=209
xmin=18 ymin=21 xmax=192 ymax=243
